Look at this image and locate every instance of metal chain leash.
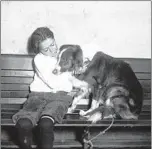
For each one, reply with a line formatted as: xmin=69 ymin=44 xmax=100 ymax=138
xmin=83 ymin=117 xmax=114 ymax=149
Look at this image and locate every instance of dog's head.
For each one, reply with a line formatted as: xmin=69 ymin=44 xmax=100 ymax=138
xmin=52 ymin=44 xmax=83 ymax=75
xmin=104 ymin=87 xmax=138 ymax=120
xmin=93 ymin=76 xmax=138 ymax=120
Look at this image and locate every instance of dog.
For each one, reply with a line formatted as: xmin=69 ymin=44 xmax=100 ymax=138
xmin=52 ymin=44 xmax=92 ymax=113
xmin=79 ymin=51 xmax=143 ymax=122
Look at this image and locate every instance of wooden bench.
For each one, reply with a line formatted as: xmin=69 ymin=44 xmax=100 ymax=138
xmin=1 ymin=54 xmax=151 ymax=149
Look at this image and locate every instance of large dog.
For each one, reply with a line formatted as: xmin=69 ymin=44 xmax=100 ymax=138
xmin=53 ymin=45 xmax=143 ymax=122
xmin=79 ymin=51 xmax=143 ymax=122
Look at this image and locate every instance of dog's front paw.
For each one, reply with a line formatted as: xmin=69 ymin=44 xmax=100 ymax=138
xmin=88 ymin=112 xmax=102 ymax=123
xmin=103 ymin=114 xmax=114 ymax=119
xmin=79 ymin=110 xmax=87 ymax=116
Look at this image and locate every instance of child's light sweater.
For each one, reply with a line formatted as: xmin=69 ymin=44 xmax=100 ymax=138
xmin=30 ymin=53 xmax=73 ymax=93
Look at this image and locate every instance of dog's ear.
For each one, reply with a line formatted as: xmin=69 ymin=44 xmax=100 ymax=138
xmin=84 ymin=57 xmax=91 ymax=65
xmin=75 ymin=45 xmax=83 ymax=66
xmin=72 ymin=45 xmax=84 ymax=73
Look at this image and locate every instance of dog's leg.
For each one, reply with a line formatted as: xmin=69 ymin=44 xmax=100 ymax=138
xmin=67 ymin=96 xmax=81 ymax=113
xmin=67 ymin=89 xmax=89 ymax=113
xmin=80 ymin=99 xmax=100 ymax=116
xmin=68 ymin=76 xmax=91 ymax=113
xmin=88 ymin=111 xmax=102 ymax=123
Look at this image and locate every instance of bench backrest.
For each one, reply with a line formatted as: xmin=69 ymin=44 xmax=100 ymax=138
xmin=1 ymin=54 xmax=151 ymax=119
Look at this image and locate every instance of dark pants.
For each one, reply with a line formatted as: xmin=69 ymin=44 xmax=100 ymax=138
xmin=16 ymin=117 xmax=55 ymax=149
xmin=12 ymin=91 xmax=73 ymax=126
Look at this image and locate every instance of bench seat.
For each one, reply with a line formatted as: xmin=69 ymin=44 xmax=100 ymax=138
xmin=1 ymin=54 xmax=151 ymax=149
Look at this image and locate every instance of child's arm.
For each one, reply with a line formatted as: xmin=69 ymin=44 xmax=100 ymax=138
xmin=34 ymin=64 xmax=53 ymax=89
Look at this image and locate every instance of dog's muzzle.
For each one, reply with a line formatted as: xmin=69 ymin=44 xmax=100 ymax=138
xmin=52 ymin=65 xmax=61 ymax=75
xmin=52 ymin=69 xmax=58 ymax=75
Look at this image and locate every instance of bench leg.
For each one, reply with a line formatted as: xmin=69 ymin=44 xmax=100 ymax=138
xmin=83 ymin=142 xmax=90 ymax=149
xmin=82 ymin=127 xmax=93 ymax=149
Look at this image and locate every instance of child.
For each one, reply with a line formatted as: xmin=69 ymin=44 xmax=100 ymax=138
xmin=12 ymin=27 xmax=75 ymax=149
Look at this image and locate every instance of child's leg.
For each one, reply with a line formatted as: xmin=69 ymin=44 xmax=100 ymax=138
xmin=38 ymin=117 xmax=55 ymax=149
xmin=40 ymin=91 xmax=73 ymax=123
xmin=12 ymin=92 xmax=48 ymax=149
xmin=37 ymin=92 xmax=73 ymax=149
xmin=12 ymin=93 xmax=47 ymax=126
xmin=15 ymin=118 xmax=33 ymax=149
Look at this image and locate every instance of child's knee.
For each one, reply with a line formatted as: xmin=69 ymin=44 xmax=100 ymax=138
xmin=16 ymin=118 xmax=33 ymax=130
xmin=38 ymin=117 xmax=54 ymax=130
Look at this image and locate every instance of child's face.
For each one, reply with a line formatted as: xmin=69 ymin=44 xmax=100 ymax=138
xmin=39 ymin=38 xmax=58 ymax=57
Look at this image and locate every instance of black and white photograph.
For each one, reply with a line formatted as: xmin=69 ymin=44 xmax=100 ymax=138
xmin=1 ymin=1 xmax=151 ymax=149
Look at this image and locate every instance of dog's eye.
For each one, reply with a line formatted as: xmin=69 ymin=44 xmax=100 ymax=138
xmin=61 ymin=58 xmax=68 ymax=65
xmin=63 ymin=58 xmax=68 ymax=62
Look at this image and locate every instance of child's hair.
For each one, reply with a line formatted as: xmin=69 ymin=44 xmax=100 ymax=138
xmin=30 ymin=27 xmax=54 ymax=54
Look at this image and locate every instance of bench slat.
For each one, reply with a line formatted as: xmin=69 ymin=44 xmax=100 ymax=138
xmin=2 ymin=129 xmax=151 ymax=141
xmin=1 ymin=140 xmax=82 ymax=148
xmin=2 ymin=91 xmax=151 ymax=99
xmin=2 ymin=140 xmax=151 ymax=149
xmin=1 ymin=69 xmax=151 ymax=80
xmin=1 ymin=84 xmax=29 ymax=91
xmin=91 ymin=141 xmax=151 ymax=148
xmin=1 ymin=91 xmax=29 ymax=98
xmin=2 ymin=109 xmax=150 ymax=115
xmin=1 ymin=55 xmax=34 ymax=70
xmin=1 ymin=118 xmax=151 ymax=127
xmin=1 ymin=98 xmax=150 ymax=105
xmin=1 ymin=70 xmax=34 ymax=77
xmin=121 ymin=58 xmax=151 ymax=73
xmin=2 ymin=111 xmax=150 ymax=120
xmin=1 ymin=89 xmax=151 ymax=99
xmin=1 ymin=55 xmax=151 ymax=73
xmin=139 ymin=79 xmax=151 ymax=86
xmin=2 ymin=76 xmax=150 ymax=86
xmin=135 ymin=73 xmax=151 ymax=80
xmin=1 ymin=83 xmax=151 ymax=93
xmin=1 ymin=98 xmax=27 ymax=104
xmin=1 ymin=103 xmax=151 ymax=112
xmin=1 ymin=139 xmax=151 ymax=149
xmin=1 ymin=77 xmax=33 ymax=84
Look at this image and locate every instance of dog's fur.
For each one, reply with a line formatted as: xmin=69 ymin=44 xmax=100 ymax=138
xmin=79 ymin=51 xmax=143 ymax=122
xmin=53 ymin=44 xmax=91 ymax=113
